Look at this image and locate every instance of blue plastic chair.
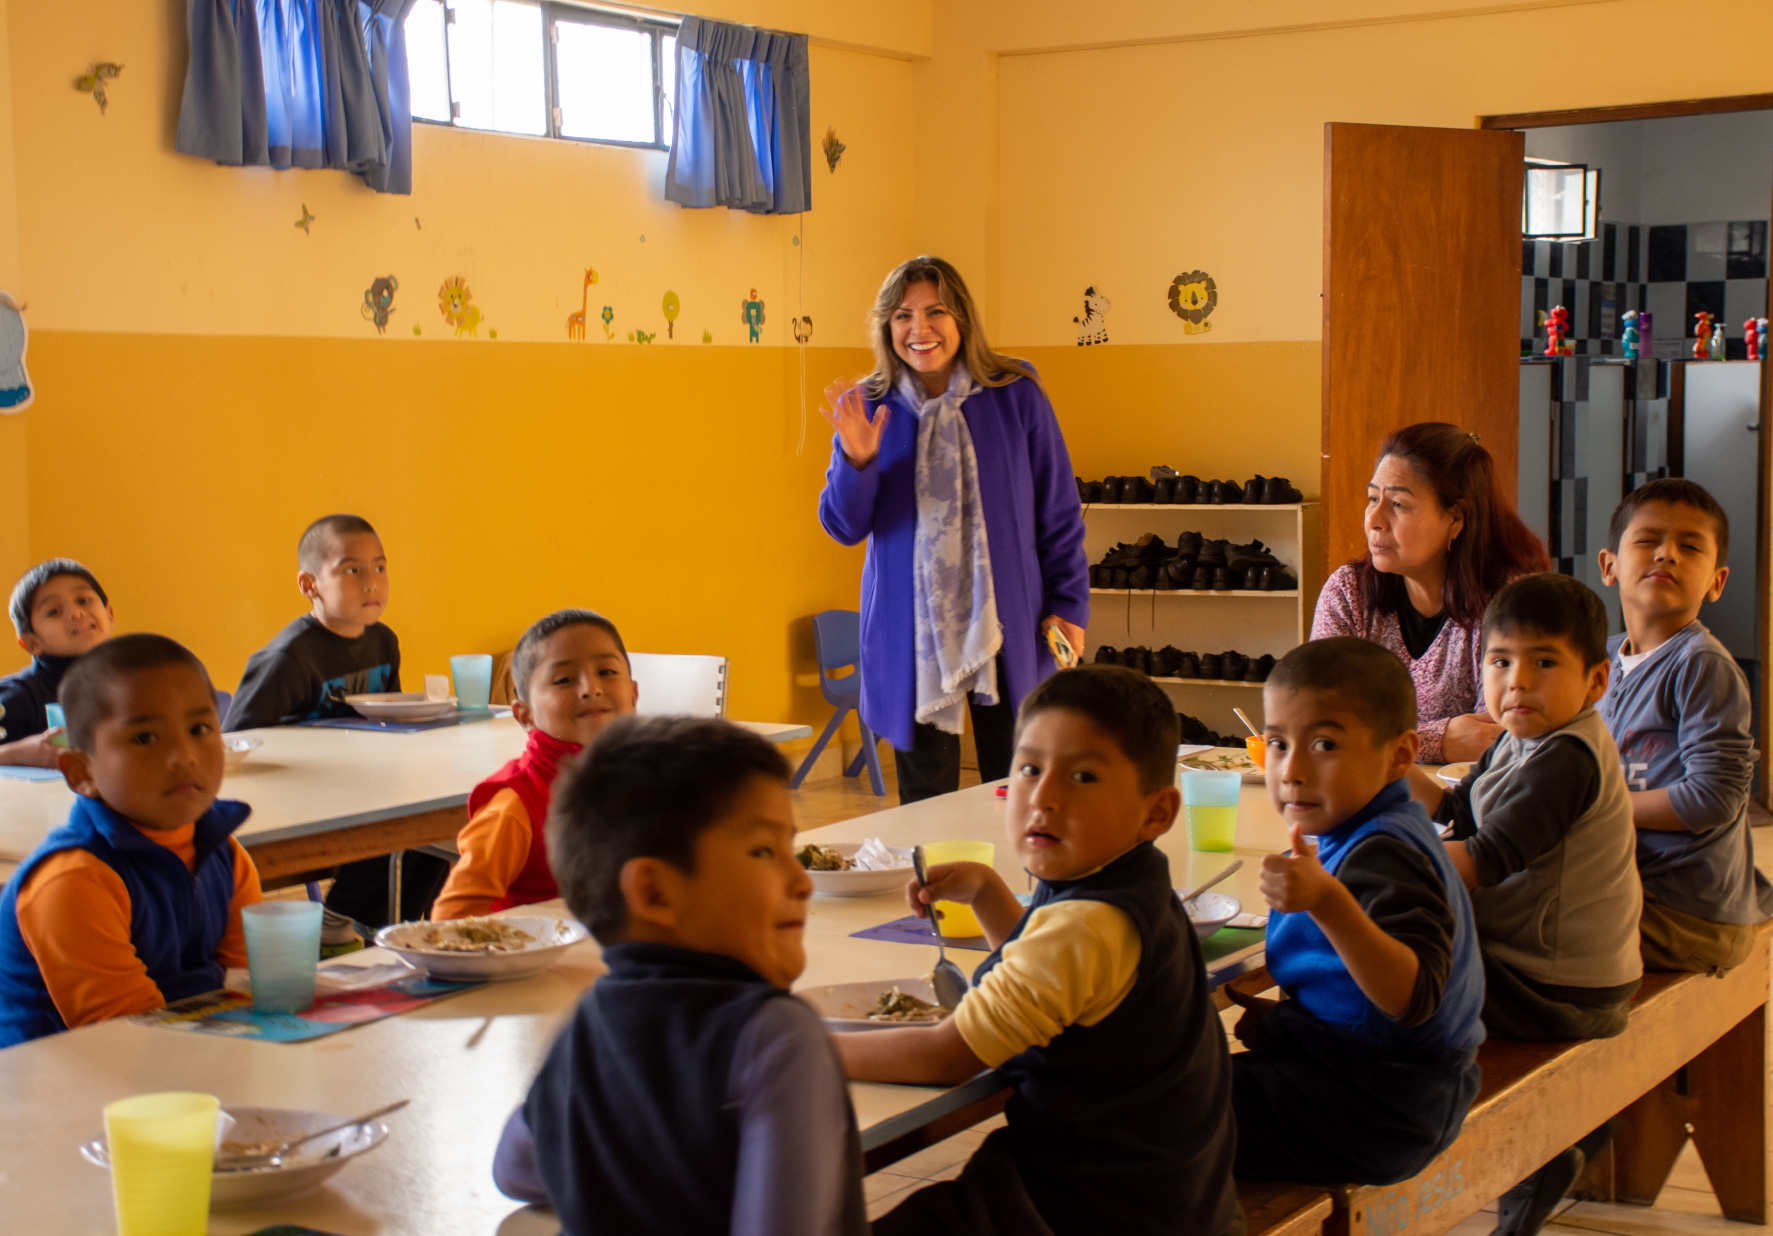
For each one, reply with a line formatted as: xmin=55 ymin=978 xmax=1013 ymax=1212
xmin=790 ymin=610 xmax=886 ymax=796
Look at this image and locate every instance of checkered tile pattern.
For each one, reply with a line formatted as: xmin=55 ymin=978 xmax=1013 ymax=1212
xmin=1522 ymin=220 xmax=1769 ymax=358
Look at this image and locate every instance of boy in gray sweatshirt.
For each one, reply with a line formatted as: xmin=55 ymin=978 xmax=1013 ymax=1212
xmin=1597 ymin=479 xmax=1772 ymax=975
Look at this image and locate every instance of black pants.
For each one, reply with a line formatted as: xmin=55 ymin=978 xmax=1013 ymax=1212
xmin=1481 ymin=950 xmax=1636 ymax=1041
xmin=323 ymin=852 xmax=452 ymax=929
xmin=893 ymin=659 xmax=1016 ymax=804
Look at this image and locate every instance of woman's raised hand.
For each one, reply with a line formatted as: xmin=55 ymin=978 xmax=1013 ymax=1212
xmin=821 ymin=378 xmax=888 ymax=469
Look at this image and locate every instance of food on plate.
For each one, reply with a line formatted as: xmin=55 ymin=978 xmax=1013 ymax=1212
xmin=218 ymin=1137 xmax=283 ymax=1161
xmin=868 ymin=987 xmax=950 ymax=1023
xmin=412 ymin=917 xmax=540 ymax=953
xmin=797 ymin=844 xmax=855 ymax=872
xmin=1182 ymin=751 xmax=1257 ymax=773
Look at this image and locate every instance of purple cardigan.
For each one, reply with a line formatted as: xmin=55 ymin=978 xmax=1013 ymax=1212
xmin=818 ymin=374 xmax=1090 ymax=752
xmin=1310 ymin=564 xmax=1489 ymax=764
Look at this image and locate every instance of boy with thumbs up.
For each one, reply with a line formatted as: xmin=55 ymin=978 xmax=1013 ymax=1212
xmin=1231 ymin=637 xmax=1486 ymax=1186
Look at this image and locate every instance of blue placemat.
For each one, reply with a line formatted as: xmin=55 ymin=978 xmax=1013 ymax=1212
xmin=299 ymin=708 xmax=502 ymax=734
xmin=850 ymin=914 xmax=994 ymax=952
xmin=0 ymin=765 xmax=64 ymax=781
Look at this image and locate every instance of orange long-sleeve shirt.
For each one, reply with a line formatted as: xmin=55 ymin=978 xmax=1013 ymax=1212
xmin=14 ymin=825 xmax=263 ymax=1029
xmin=431 ymin=788 xmax=532 ymax=920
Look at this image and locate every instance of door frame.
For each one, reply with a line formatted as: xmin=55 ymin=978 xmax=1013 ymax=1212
xmin=1476 ymin=92 xmax=1773 ymax=807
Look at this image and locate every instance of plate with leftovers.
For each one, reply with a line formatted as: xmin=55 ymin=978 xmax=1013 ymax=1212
xmin=796 ymin=839 xmax=915 ymax=897
xmin=1436 ymin=762 xmax=1473 ymax=788
xmin=1179 ymin=748 xmax=1264 ymax=783
xmin=344 ymin=692 xmax=460 ymax=722
xmin=374 ymin=915 xmax=588 ymax=982
xmin=1178 ymin=891 xmax=1242 ymax=939
xmin=81 ymin=1105 xmax=390 ymax=1208
xmin=799 ymin=977 xmax=954 ymax=1032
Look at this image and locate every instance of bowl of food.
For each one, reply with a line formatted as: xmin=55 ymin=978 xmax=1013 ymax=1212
xmin=796 ymin=841 xmax=915 ymax=897
xmin=1436 ymin=762 xmax=1473 ymax=788
xmin=373 ymin=915 xmax=588 ymax=982
xmin=1180 ymin=891 xmax=1241 ymax=939
xmin=1180 ymin=748 xmax=1264 ymax=783
xmin=344 ymin=693 xmax=459 ymax=723
xmin=222 ymin=736 xmax=262 ymax=775
xmin=81 ymin=1105 xmax=390 ymax=1208
xmin=799 ymin=977 xmax=953 ymax=1032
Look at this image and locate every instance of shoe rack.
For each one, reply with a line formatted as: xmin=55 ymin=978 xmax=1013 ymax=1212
xmin=1081 ymin=501 xmax=1321 ymax=736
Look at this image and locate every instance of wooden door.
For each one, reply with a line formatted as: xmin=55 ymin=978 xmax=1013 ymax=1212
xmin=1321 ymin=123 xmax=1526 ymax=575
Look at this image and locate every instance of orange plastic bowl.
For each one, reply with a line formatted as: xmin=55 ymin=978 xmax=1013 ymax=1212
xmin=1245 ymin=735 xmax=1267 ymax=770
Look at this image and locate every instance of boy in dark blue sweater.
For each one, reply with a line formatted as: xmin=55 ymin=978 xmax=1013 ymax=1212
xmin=492 ymin=716 xmax=867 ymax=1236
xmin=841 ymin=666 xmax=1242 ymax=1236
xmin=0 ymin=558 xmax=114 ymax=767
xmin=1235 ymin=637 xmax=1485 ymax=1186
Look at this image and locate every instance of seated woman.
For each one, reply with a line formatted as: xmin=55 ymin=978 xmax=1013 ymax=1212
xmin=1312 ymin=422 xmax=1549 ymax=764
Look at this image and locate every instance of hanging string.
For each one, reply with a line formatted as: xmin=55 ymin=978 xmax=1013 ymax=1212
xmin=796 ymin=211 xmax=808 ymax=455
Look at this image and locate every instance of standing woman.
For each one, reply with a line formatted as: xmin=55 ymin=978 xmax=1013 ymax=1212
xmin=1312 ymin=422 xmax=1550 ymax=764
xmin=819 ymin=257 xmax=1089 ymax=803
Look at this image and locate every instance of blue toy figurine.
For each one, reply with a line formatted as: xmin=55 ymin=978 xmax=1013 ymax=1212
xmin=1621 ymin=310 xmax=1639 ymax=360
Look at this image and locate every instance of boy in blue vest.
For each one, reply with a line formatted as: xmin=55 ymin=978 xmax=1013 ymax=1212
xmin=0 ymin=634 xmax=262 ymax=1047
xmin=491 ymin=716 xmax=867 ymax=1236
xmin=1596 ymin=479 xmax=1771 ymax=973
xmin=1233 ymin=637 xmax=1485 ymax=1185
xmin=0 ymin=558 xmax=115 ymax=767
xmin=841 ymin=665 xmax=1242 ymax=1236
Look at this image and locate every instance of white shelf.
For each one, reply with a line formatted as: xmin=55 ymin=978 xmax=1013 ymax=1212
xmin=1083 ymin=502 xmax=1316 ymax=512
xmin=1153 ymin=676 xmax=1266 ymax=688
xmin=1092 ymin=588 xmax=1299 ymax=598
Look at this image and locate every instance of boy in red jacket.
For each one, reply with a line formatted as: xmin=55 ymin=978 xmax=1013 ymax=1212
xmin=431 ymin=610 xmax=636 ymax=918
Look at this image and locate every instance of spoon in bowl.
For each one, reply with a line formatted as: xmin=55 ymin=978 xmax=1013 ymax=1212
xmin=1178 ymin=859 xmax=1243 ymax=906
xmin=912 ymin=846 xmax=970 ymax=1011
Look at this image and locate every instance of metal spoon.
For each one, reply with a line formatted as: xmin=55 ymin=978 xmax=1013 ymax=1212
xmin=1232 ymin=707 xmax=1259 ymax=737
xmin=912 ymin=846 xmax=969 ymax=1011
xmin=1178 ymin=859 xmax=1243 ymax=905
xmin=215 ymin=1099 xmax=409 ymax=1171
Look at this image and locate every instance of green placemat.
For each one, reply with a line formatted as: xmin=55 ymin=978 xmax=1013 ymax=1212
xmin=1200 ymin=925 xmax=1265 ymax=967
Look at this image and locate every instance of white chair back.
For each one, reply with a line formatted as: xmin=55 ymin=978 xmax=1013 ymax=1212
xmin=627 ymin=652 xmax=729 ymax=718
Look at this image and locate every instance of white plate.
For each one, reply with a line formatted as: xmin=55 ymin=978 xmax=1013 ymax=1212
xmin=1437 ymin=762 xmax=1473 ymax=788
xmin=1180 ymin=747 xmax=1265 ymax=783
xmin=801 ymin=842 xmax=915 ymax=897
xmin=1179 ymin=891 xmax=1242 ymax=939
xmin=222 ymin=736 xmax=262 ymax=774
xmin=800 ymin=976 xmax=952 ymax=1032
xmin=81 ymin=1105 xmax=390 ymax=1208
xmin=374 ymin=915 xmax=589 ymax=982
xmin=343 ymin=693 xmax=460 ymax=722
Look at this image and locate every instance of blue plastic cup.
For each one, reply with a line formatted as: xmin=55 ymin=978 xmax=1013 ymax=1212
xmin=241 ymin=902 xmax=323 ymax=1014
xmin=451 ymin=654 xmax=493 ymax=712
xmin=44 ymin=703 xmax=68 ymax=748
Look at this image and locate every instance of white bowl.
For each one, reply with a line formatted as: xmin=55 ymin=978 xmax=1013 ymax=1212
xmin=81 ymin=1105 xmax=390 ymax=1208
xmin=374 ymin=915 xmax=589 ymax=982
xmin=799 ymin=976 xmax=952 ymax=1032
xmin=1179 ymin=748 xmax=1265 ymax=783
xmin=1180 ymin=891 xmax=1242 ymax=939
xmin=344 ymin=693 xmax=459 ymax=722
xmin=222 ymin=736 xmax=262 ymax=774
xmin=802 ymin=842 xmax=916 ymax=897
xmin=1437 ymin=761 xmax=1473 ymax=788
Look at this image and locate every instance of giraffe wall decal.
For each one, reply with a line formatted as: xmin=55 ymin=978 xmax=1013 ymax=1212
xmin=566 ymin=267 xmax=598 ymax=340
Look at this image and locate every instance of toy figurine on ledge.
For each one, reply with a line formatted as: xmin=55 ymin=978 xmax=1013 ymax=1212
xmin=1544 ymin=305 xmax=1571 ymax=356
xmin=1759 ymin=319 xmax=1769 ymax=361
xmin=1694 ymin=311 xmax=1714 ymax=359
xmin=1710 ymin=320 xmax=1726 ymax=361
xmin=1621 ymin=310 xmax=1640 ymax=360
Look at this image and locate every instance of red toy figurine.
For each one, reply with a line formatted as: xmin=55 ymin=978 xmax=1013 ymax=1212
xmin=1694 ymin=311 xmax=1713 ymax=359
xmin=1747 ymin=318 xmax=1761 ymax=362
xmin=1544 ymin=306 xmax=1570 ymax=356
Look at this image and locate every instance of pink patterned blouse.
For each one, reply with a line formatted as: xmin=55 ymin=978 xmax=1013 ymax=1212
xmin=1309 ymin=564 xmax=1488 ymax=764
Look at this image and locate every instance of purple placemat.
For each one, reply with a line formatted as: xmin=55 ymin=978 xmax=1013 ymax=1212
xmin=298 ymin=709 xmax=502 ymax=734
xmin=851 ymin=914 xmax=993 ymax=952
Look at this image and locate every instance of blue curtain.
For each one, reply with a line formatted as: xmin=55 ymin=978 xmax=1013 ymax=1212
xmin=176 ymin=0 xmax=415 ymax=195
xmin=665 ymin=18 xmax=810 ymax=215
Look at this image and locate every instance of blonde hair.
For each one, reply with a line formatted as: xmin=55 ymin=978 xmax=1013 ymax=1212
xmin=862 ymin=256 xmax=1035 ymax=399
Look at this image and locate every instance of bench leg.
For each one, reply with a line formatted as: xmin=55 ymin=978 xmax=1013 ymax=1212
xmin=1613 ymin=1003 xmax=1768 ymax=1223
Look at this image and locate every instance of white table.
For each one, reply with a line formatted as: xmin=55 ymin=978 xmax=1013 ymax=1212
xmin=0 ymin=776 xmax=1284 ymax=1235
xmin=0 ymin=716 xmax=811 ymax=886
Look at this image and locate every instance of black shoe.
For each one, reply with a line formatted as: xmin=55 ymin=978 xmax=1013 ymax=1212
xmin=1175 ymin=651 xmax=1201 ymax=678
xmin=1153 ymin=476 xmax=1175 ymax=504
xmin=1221 ymin=652 xmax=1248 ymax=681
xmin=1081 ymin=480 xmax=1105 ymax=503
xmin=1152 ymin=646 xmax=1183 ymax=677
xmin=1125 ymin=476 xmax=1156 ymax=503
xmin=1093 ymin=645 xmax=1119 ymax=665
xmin=1242 ymin=567 xmax=1264 ymax=590
xmin=1227 ymin=539 xmax=1280 ymax=572
xmin=1246 ymin=654 xmax=1275 ymax=682
xmin=1129 ymin=563 xmax=1159 ymax=590
xmin=1098 ymin=476 xmax=1122 ymax=503
xmin=1493 ymin=1148 xmax=1586 ymax=1236
xmin=1160 ymin=557 xmax=1193 ymax=588
xmin=1243 ymin=476 xmax=1266 ymax=504
xmin=1177 ymin=475 xmax=1201 ymax=503
xmin=1212 ymin=567 xmax=1230 ymax=590
xmin=1191 ymin=567 xmax=1211 ymax=590
xmin=1111 ymin=568 xmax=1130 ymax=589
xmin=1176 ymin=530 xmax=1202 ymax=557
xmin=1089 ymin=564 xmax=1110 ymax=588
xmin=1198 ymin=653 xmax=1222 ymax=680
xmin=1267 ymin=567 xmax=1297 ymax=591
xmin=1196 ymin=539 xmax=1227 ymax=569
xmin=1178 ymin=712 xmax=1215 ymax=746
xmin=1203 ymin=479 xmax=1224 ymax=504
xmin=1263 ymin=476 xmax=1303 ymax=504
xmin=1219 ymin=479 xmax=1243 ymax=504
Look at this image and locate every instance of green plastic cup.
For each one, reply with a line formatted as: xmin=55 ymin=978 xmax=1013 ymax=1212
xmin=1180 ymin=770 xmax=1241 ymax=852
xmin=451 ymin=654 xmax=494 ymax=711
xmin=104 ymin=1091 xmax=218 ymax=1236
xmin=242 ymin=901 xmax=322 ymax=1013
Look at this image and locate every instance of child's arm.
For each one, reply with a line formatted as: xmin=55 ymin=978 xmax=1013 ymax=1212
xmin=1442 ymin=840 xmax=1479 ymax=889
xmin=0 ymin=731 xmax=63 ymax=768
xmin=430 ymin=790 xmax=532 ymax=920
xmin=14 ymin=852 xmax=168 ymax=1026
xmin=835 ymin=1017 xmax=988 ymax=1086
xmin=491 ymin=1107 xmax=549 ymax=1205
xmin=213 ymin=840 xmax=265 ymax=969
xmin=1628 ymin=789 xmax=1688 ymax=831
xmin=1262 ymin=822 xmax=1418 ymax=1018
xmin=1632 ymin=651 xmax=1756 ymax=833
xmin=1407 ymin=765 xmax=1447 ymax=812
xmin=907 ymin=859 xmax=1025 ymax=951
xmin=1456 ymin=735 xmax=1599 ymax=888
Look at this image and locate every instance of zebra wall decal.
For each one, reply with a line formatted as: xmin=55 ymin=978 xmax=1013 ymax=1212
xmin=1073 ymin=286 xmax=1111 ymax=346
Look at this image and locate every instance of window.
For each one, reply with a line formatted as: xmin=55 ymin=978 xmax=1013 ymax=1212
xmin=404 ymin=0 xmax=678 ymax=149
xmin=1523 ymin=159 xmax=1600 ymax=241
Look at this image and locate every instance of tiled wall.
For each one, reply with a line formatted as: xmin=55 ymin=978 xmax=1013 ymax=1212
xmin=1521 ymin=220 xmax=1768 ymax=358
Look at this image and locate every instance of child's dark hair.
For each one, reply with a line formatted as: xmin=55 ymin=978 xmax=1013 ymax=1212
xmin=298 ymin=514 xmax=379 ymax=574
xmin=1607 ymin=477 xmax=1730 ymax=563
xmin=1266 ymin=638 xmax=1418 ymax=742
xmin=511 ymin=609 xmax=629 ymax=702
xmin=1015 ymin=665 xmax=1179 ymax=793
xmin=1481 ymin=572 xmax=1609 ymax=668
xmin=547 ymin=716 xmax=790 ymax=943
xmin=9 ymin=559 xmax=107 ymax=637
xmin=58 ymin=634 xmax=212 ymax=751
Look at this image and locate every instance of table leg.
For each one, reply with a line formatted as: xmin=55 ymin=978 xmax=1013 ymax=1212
xmin=388 ymin=851 xmax=405 ymax=926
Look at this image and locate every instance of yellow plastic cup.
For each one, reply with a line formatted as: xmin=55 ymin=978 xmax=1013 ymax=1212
xmin=104 ymin=1092 xmax=218 ymax=1236
xmin=922 ymin=841 xmax=995 ymax=938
